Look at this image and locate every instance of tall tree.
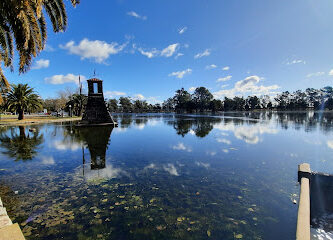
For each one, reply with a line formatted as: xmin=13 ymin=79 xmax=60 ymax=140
xmin=6 ymin=84 xmax=42 ymax=120
xmin=108 ymin=99 xmax=118 ymax=112
xmin=0 ymin=0 xmax=79 ymax=103
xmin=119 ymin=97 xmax=133 ymax=112
xmin=192 ymin=87 xmax=213 ymax=112
xmin=173 ymin=88 xmax=191 ymax=112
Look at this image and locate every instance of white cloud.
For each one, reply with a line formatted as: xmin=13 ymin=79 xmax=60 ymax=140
xmin=163 ymin=164 xmax=179 ymax=176
xmin=32 ymin=59 xmax=50 ymax=69
xmin=327 ymin=140 xmax=333 ymax=149
xmin=206 ymin=64 xmax=217 ymax=70
xmin=329 ymin=70 xmax=333 ymax=76
xmin=135 ymin=43 xmax=179 ymax=58
xmin=285 ymin=59 xmax=306 ymax=65
xmin=217 ymin=75 xmax=232 ymax=82
xmin=60 ymin=38 xmax=127 ymax=63
xmin=222 ymin=66 xmax=230 ymax=71
xmin=105 ymin=91 xmax=126 ymax=98
xmin=168 ymin=68 xmax=192 ymax=79
xmin=146 ymin=96 xmax=161 ymax=104
xmin=306 ymin=72 xmax=325 ymax=78
xmin=216 ymin=138 xmax=231 ymax=145
xmin=137 ymin=47 xmax=159 ymax=58
xmin=222 ymin=149 xmax=229 ymax=153
xmin=44 ymin=44 xmax=55 ymax=52
xmin=189 ymin=87 xmax=196 ymax=92
xmin=133 ymin=94 xmax=145 ymax=100
xmin=172 ymin=142 xmax=192 ymax=152
xmin=45 ymin=74 xmax=86 ymax=85
xmin=178 ymin=27 xmax=187 ymax=34
xmin=161 ymin=43 xmax=179 ymax=57
xmin=175 ymin=53 xmax=184 ymax=59
xmin=127 ymin=11 xmax=147 ymax=20
xmin=194 ymin=49 xmax=211 ymax=59
xmin=213 ymin=75 xmax=280 ymax=99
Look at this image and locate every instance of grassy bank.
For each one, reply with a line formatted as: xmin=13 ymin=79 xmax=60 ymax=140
xmin=0 ymin=116 xmax=81 ymax=126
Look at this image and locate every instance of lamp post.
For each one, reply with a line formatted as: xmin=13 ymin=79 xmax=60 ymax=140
xmin=69 ymin=104 xmax=72 ymax=117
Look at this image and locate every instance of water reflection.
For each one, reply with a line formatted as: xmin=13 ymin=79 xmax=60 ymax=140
xmin=0 ymin=112 xmax=333 ymax=240
xmin=0 ymin=126 xmax=44 ymax=161
xmin=163 ymin=116 xmax=222 ymax=138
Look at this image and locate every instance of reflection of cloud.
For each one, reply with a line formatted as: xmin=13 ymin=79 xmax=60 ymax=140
xmin=51 ymin=140 xmax=81 ymax=151
xmin=206 ymin=151 xmax=216 ymax=156
xmin=327 ymin=140 xmax=333 ymax=149
xmin=216 ymin=138 xmax=231 ymax=145
xmin=41 ymin=156 xmax=55 ymax=165
xmin=214 ymin=122 xmax=278 ymax=144
xmin=134 ymin=123 xmax=145 ymax=130
xmin=84 ymin=164 xmax=127 ymax=180
xmin=189 ymin=130 xmax=195 ymax=135
xmin=195 ymin=161 xmax=210 ymax=168
xmin=147 ymin=119 xmax=160 ymax=126
xmin=304 ymin=139 xmax=322 ymax=145
xmin=163 ymin=164 xmax=179 ymax=176
xmin=144 ymin=163 xmax=156 ymax=170
xmin=172 ymin=143 xmax=192 ymax=152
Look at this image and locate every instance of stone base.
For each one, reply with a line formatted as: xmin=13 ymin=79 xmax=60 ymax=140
xmin=0 ymin=223 xmax=25 ymax=240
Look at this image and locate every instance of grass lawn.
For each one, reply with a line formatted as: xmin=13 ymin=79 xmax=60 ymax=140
xmin=0 ymin=115 xmax=81 ymax=125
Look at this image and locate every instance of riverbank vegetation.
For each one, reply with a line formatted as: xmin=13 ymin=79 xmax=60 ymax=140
xmin=1 ymin=84 xmax=333 ymax=117
xmin=108 ymin=86 xmax=333 ymax=113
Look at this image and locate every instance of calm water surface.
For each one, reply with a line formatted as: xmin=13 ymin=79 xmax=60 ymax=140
xmin=0 ymin=112 xmax=333 ymax=240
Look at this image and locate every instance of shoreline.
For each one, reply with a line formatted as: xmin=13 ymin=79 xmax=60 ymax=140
xmin=0 ymin=117 xmax=82 ymax=127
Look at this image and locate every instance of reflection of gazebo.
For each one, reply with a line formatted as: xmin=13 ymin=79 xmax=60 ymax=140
xmin=80 ymin=126 xmax=113 ymax=176
xmin=80 ymin=78 xmax=117 ymax=126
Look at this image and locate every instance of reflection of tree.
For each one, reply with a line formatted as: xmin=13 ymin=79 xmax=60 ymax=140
xmin=193 ymin=119 xmax=214 ymax=138
xmin=0 ymin=126 xmax=44 ymax=161
xmin=169 ymin=119 xmax=192 ymax=137
xmin=168 ymin=117 xmax=222 ymax=138
xmin=120 ymin=115 xmax=133 ymax=128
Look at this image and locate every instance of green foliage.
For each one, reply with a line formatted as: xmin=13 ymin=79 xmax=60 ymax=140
xmin=119 ymin=97 xmax=133 ymax=112
xmin=66 ymin=93 xmax=87 ymax=116
xmin=0 ymin=0 xmax=79 ymax=103
xmin=6 ymin=83 xmax=42 ymax=119
xmin=108 ymin=99 xmax=118 ymax=112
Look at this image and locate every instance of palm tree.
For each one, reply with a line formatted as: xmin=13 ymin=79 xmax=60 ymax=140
xmin=6 ymin=84 xmax=42 ymax=120
xmin=0 ymin=0 xmax=80 ymax=103
xmin=66 ymin=93 xmax=87 ymax=116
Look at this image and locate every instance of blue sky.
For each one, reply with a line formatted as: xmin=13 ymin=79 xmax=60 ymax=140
xmin=5 ymin=0 xmax=333 ymax=103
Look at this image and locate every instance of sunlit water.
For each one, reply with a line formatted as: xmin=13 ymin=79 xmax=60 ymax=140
xmin=0 ymin=112 xmax=333 ymax=240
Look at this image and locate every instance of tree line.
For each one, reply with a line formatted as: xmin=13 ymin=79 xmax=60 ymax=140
xmin=108 ymin=86 xmax=333 ymax=113
xmin=2 ymin=84 xmax=333 ymax=120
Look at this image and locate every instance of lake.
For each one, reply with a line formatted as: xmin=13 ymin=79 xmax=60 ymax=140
xmin=0 ymin=112 xmax=333 ymax=240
